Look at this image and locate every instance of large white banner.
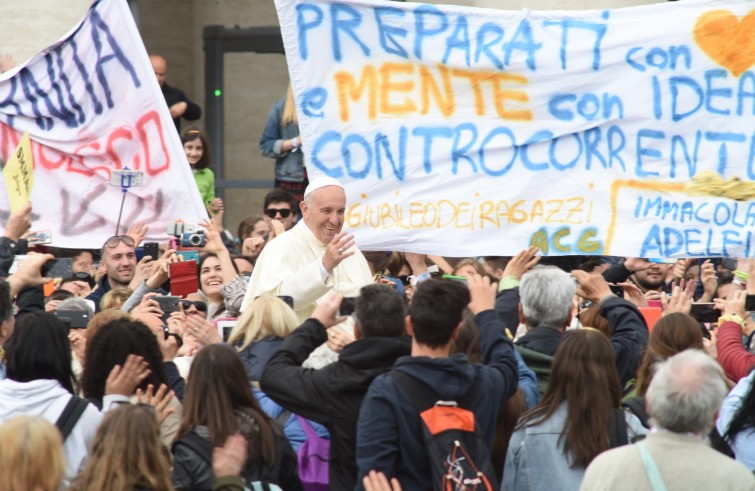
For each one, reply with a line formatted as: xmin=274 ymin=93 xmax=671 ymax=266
xmin=277 ymin=0 xmax=755 ymax=257
xmin=0 ymin=0 xmax=207 ymax=249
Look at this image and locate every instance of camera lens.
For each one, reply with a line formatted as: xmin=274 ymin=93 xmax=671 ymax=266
xmin=189 ymin=234 xmax=202 ymax=246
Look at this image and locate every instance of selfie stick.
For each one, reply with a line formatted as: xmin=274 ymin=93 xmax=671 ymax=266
xmin=113 ymin=167 xmax=142 ymax=235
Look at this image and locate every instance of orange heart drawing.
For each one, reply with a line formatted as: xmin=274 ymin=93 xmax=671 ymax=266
xmin=694 ymin=9 xmax=755 ymax=77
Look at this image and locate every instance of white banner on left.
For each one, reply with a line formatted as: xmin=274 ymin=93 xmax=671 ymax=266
xmin=0 ymin=0 xmax=208 ymax=249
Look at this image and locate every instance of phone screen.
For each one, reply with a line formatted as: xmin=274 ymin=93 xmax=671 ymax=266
xmin=42 ymin=258 xmax=73 ymax=278
xmin=277 ymin=296 xmax=295 ymax=309
xmin=339 ymin=297 xmax=357 ymax=316
xmin=689 ymin=303 xmax=719 ymax=324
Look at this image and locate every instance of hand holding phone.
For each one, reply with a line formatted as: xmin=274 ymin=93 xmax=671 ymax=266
xmin=338 ymin=296 xmax=357 ymax=316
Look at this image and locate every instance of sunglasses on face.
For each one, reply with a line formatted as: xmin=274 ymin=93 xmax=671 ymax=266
xmin=264 ymin=208 xmax=292 ymax=219
xmin=103 ymin=235 xmax=135 ymax=249
xmin=181 ymin=300 xmax=207 ymax=313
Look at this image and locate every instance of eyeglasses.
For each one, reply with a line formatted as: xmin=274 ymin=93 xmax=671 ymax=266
xmin=264 ymin=208 xmax=292 ymax=219
xmin=181 ymin=300 xmax=207 ymax=313
xmin=103 ymin=235 xmax=135 ymax=249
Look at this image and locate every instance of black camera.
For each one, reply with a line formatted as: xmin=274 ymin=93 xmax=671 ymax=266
xmin=181 ymin=231 xmax=206 ymax=247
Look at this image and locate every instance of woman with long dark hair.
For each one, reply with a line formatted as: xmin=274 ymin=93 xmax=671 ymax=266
xmin=171 ymin=344 xmax=301 ymax=491
xmin=503 ymin=329 xmax=647 ymax=491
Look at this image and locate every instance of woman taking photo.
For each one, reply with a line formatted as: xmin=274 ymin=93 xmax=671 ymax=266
xmin=171 ymin=344 xmax=301 ymax=491
xmin=503 ymin=329 xmax=647 ymax=491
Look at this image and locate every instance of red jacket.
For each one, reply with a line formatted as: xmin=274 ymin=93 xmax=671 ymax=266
xmin=717 ymin=321 xmax=755 ymax=381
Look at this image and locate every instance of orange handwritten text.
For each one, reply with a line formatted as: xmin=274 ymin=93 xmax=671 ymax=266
xmin=334 ymin=62 xmax=532 ymax=122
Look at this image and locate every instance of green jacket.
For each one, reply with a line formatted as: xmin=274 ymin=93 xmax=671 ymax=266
xmin=192 ymin=167 xmax=215 ymax=207
xmin=516 ymin=345 xmax=553 ymax=397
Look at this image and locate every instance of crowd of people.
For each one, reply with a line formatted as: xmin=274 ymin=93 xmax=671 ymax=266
xmin=0 ymin=53 xmax=754 ymax=491
xmin=3 ymin=171 xmax=755 ymax=490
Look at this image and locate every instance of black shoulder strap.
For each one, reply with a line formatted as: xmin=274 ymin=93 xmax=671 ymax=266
xmin=175 ymin=431 xmax=213 ymax=468
xmin=622 ymin=396 xmax=650 ymax=429
xmin=389 ymin=370 xmax=480 ymax=412
xmin=607 ymin=408 xmax=629 ymax=448
xmin=55 ymin=395 xmax=90 ymax=441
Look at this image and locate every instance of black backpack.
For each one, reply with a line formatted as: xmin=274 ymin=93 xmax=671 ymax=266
xmin=389 ymin=370 xmax=497 ymax=491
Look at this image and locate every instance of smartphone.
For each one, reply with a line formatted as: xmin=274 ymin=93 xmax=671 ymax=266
xmin=215 ymin=318 xmax=238 ymax=343
xmin=442 ymin=274 xmax=468 ymax=283
xmin=26 ymin=230 xmax=52 ymax=245
xmin=338 ymin=296 xmax=357 ymax=316
xmin=609 ymin=284 xmax=624 ymax=297
xmin=176 ymin=249 xmax=200 ymax=263
xmin=135 ymin=247 xmax=145 ymax=262
xmin=690 ymin=303 xmax=720 ymax=323
xmin=154 ymin=295 xmax=180 ymax=322
xmin=745 ymin=295 xmax=755 ymax=312
xmin=54 ymin=309 xmax=90 ymax=329
xmin=144 ymin=242 xmax=160 ymax=262
xmin=42 ymin=258 xmax=73 ymax=278
xmin=721 ymin=257 xmax=739 ymax=271
xmin=278 ymin=296 xmax=294 ymax=309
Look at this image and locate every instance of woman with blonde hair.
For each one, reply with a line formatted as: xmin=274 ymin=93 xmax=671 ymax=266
xmin=69 ymin=404 xmax=173 ymax=491
xmin=0 ymin=415 xmax=65 ymax=491
xmin=260 ymin=85 xmax=308 ymax=203
xmin=228 ymin=295 xmax=329 ymax=454
xmin=229 ymin=295 xmax=300 ymax=381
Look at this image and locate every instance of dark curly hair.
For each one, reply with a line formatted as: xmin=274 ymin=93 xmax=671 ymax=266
xmin=80 ymin=319 xmax=167 ymax=404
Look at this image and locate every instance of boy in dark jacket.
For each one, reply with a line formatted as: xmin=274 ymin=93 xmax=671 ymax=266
xmin=355 ymin=276 xmax=519 ymax=491
xmin=260 ymin=284 xmax=410 ymax=491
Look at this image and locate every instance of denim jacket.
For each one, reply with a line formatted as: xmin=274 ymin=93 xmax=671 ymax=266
xmin=259 ymin=97 xmax=305 ymax=183
xmin=502 ymin=402 xmax=647 ymax=491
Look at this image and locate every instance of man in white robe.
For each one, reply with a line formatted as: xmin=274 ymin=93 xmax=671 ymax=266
xmin=239 ymin=177 xmax=373 ymax=366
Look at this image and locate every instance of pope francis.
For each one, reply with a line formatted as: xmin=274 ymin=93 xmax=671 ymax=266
xmin=239 ymin=177 xmax=373 ymax=324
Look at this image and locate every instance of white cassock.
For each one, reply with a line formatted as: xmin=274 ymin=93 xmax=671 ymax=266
xmin=239 ymin=221 xmax=372 ymax=322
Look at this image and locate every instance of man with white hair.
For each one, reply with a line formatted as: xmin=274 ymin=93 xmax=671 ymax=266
xmin=240 ymin=177 xmax=372 ymax=323
xmin=580 ymin=350 xmax=755 ymax=491
xmin=512 ymin=266 xmax=648 ymax=388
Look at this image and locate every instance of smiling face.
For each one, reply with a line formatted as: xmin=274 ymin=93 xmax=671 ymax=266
xmin=200 ymin=255 xmax=223 ymax=301
xmin=183 ymin=138 xmax=203 ymax=168
xmin=301 ymin=185 xmax=346 ymax=245
xmin=103 ymin=242 xmax=136 ymax=288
